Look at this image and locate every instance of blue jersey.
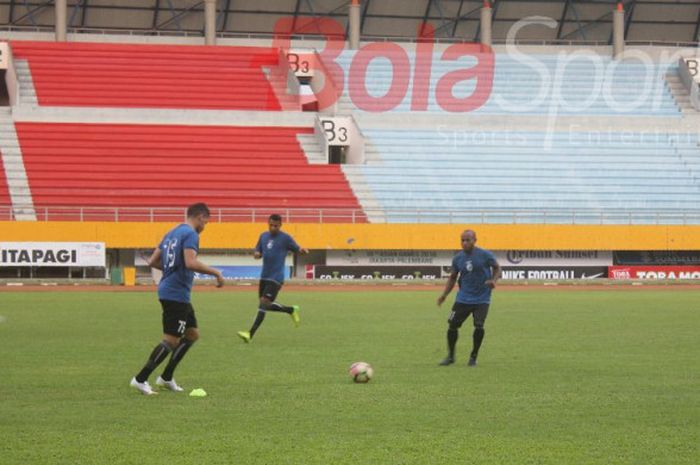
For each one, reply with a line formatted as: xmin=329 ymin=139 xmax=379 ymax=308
xmin=157 ymin=224 xmax=200 ymax=303
xmin=452 ymin=247 xmax=498 ymax=304
xmin=256 ymin=231 xmax=300 ymax=284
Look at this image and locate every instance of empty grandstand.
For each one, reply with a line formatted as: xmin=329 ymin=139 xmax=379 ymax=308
xmin=0 ymin=0 xmax=698 ymax=259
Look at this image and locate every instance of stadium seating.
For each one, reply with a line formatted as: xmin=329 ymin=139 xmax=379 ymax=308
xmin=4 ymin=42 xmax=693 ymax=225
xmin=10 ymin=41 xmax=291 ymax=110
xmin=334 ymin=51 xmax=680 ymax=116
xmin=15 ymin=123 xmax=365 ymax=222
xmin=343 ymin=129 xmax=700 ymax=223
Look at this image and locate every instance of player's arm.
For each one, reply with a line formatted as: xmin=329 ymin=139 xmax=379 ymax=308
xmin=289 ymin=237 xmax=309 ymax=255
xmin=184 ymin=248 xmax=225 ymax=288
xmin=437 ymin=271 xmax=458 ymax=306
xmin=253 ymin=237 xmax=262 ymax=259
xmin=147 ymin=247 xmax=163 ymax=270
xmin=485 ymin=260 xmax=502 ymax=289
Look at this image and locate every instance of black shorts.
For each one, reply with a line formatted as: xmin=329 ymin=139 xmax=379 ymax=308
xmin=160 ymin=299 xmax=198 ymax=337
xmin=258 ymin=279 xmax=282 ymax=301
xmin=448 ymin=302 xmax=490 ymax=328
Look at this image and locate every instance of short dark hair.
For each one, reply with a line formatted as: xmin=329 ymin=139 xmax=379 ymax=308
xmin=187 ymin=202 xmax=211 ymax=218
xmin=268 ymin=214 xmax=282 ymax=223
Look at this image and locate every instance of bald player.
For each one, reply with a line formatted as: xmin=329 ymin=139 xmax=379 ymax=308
xmin=437 ymin=230 xmax=501 ymax=367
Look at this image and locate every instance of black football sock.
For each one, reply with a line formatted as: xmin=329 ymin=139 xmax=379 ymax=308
xmin=135 ymin=341 xmax=171 ymax=383
xmin=160 ymin=338 xmax=195 ymax=381
xmin=249 ymin=310 xmax=266 ymax=337
xmin=471 ymin=327 xmax=485 ymax=359
xmin=447 ymin=328 xmax=458 ymax=359
xmin=263 ymin=302 xmax=293 ymax=314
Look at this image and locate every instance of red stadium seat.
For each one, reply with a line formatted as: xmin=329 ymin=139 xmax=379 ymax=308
xmin=15 ymin=123 xmax=366 ymax=222
xmin=11 ymin=41 xmax=291 ymax=111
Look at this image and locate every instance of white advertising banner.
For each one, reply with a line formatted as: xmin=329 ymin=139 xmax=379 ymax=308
xmin=0 ymin=242 xmax=106 ymax=267
xmin=327 ymin=250 xmax=455 ymax=266
xmin=495 ymin=250 xmax=612 ymax=267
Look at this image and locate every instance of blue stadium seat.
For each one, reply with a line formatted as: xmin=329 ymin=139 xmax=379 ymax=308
xmin=344 ymin=130 xmax=700 ymax=224
xmin=334 ymin=52 xmax=680 ymax=116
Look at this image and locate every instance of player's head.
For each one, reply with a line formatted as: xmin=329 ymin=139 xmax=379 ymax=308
xmin=461 ymin=229 xmax=477 ymax=252
xmin=268 ymin=214 xmax=283 ymax=236
xmin=187 ymin=202 xmax=211 ymax=233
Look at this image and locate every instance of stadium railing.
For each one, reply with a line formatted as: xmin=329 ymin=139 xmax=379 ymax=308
xmin=1 ymin=206 xmax=699 ymax=225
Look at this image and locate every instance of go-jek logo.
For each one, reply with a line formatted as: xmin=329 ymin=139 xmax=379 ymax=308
xmin=270 ymin=18 xmax=495 ymax=113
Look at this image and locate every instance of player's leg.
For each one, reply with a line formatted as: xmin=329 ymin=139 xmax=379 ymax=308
xmin=440 ymin=303 xmax=469 ymax=365
xmin=131 ymin=300 xmax=183 ymax=394
xmin=249 ymin=280 xmax=278 ymax=336
xmin=158 ymin=305 xmax=198 ymax=390
xmin=238 ymin=280 xmax=270 ymax=342
xmin=260 ymin=283 xmax=295 ymax=315
xmin=260 ymin=284 xmax=299 ymax=327
xmin=468 ymin=304 xmax=490 ymax=366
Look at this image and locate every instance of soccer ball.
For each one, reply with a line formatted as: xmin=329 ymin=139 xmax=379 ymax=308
xmin=349 ymin=362 xmax=373 ymax=383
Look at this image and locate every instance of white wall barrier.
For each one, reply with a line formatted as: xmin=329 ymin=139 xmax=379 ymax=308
xmin=315 ymin=115 xmax=365 ymax=164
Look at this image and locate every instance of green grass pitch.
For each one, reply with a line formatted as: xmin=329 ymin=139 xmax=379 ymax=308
xmin=1 ymin=288 xmax=698 ymax=465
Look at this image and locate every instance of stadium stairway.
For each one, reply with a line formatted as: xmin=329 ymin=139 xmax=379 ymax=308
xmin=665 ymin=68 xmax=700 ymax=115
xmin=10 ymin=41 xmax=297 ymax=111
xmin=297 ymin=133 xmax=327 ymax=164
xmin=0 ymin=153 xmax=12 ymax=217
xmin=13 ymin=122 xmax=366 ymax=222
xmin=0 ymin=108 xmax=35 ymax=220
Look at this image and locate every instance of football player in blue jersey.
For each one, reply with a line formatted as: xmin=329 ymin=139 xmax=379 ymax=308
xmin=237 ymin=214 xmax=308 ymax=343
xmin=130 ymin=203 xmax=224 ymax=395
xmin=437 ymin=229 xmax=501 ymax=367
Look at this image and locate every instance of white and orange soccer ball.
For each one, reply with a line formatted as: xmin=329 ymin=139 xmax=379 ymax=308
xmin=349 ymin=362 xmax=374 ymax=383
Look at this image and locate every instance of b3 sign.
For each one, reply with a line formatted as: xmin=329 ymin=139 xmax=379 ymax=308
xmin=682 ymin=58 xmax=700 ymax=82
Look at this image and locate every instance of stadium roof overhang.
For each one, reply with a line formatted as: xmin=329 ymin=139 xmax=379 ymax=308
xmin=0 ymin=0 xmax=698 ymax=46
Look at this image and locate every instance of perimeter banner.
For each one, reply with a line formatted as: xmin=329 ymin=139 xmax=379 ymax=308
xmin=326 ymin=250 xmax=453 ymax=266
xmin=501 ymin=266 xmax=608 ymax=280
xmin=313 ymin=266 xmax=444 ymax=280
xmin=195 ymin=266 xmax=291 ymax=281
xmin=496 ymin=251 xmax=612 ymax=267
xmin=327 ymin=250 xmax=613 ymax=267
xmin=0 ymin=242 xmax=106 ymax=267
xmin=613 ymin=251 xmax=700 ymax=266
xmin=608 ymin=266 xmax=700 ymax=280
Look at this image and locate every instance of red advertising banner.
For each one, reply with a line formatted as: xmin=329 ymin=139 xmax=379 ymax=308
xmin=608 ymin=266 xmax=700 ymax=280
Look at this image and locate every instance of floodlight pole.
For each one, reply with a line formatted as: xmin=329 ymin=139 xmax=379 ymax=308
xmin=480 ymin=0 xmax=492 ymax=47
xmin=613 ymin=2 xmax=625 ymax=59
xmin=55 ymin=0 xmax=67 ymax=42
xmin=349 ymin=0 xmax=361 ymax=50
xmin=205 ymin=0 xmax=217 ymax=45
